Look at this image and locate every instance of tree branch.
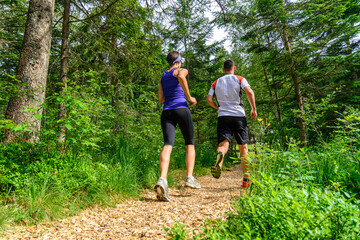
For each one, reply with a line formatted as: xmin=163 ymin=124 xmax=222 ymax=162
xmin=214 ymin=0 xmax=227 ymax=22
xmin=70 ymin=0 xmax=121 ymax=23
xmin=256 ymin=85 xmax=294 ymax=104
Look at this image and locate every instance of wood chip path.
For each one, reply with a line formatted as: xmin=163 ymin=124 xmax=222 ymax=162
xmin=2 ymin=165 xmax=245 ymax=239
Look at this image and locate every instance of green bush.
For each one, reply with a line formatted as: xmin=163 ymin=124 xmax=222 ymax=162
xmin=168 ymin=184 xmax=360 ymax=239
xmin=248 ymin=137 xmax=360 ymax=195
xmin=200 ymin=185 xmax=360 ymax=240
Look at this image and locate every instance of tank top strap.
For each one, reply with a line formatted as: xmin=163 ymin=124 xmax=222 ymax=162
xmin=167 ymin=67 xmax=178 ymax=74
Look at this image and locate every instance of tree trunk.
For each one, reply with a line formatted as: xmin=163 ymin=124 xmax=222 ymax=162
xmin=196 ymin=117 xmax=200 ymax=144
xmin=109 ymin=34 xmax=121 ymax=133
xmin=273 ymin=90 xmax=282 ymax=121
xmin=184 ymin=38 xmax=190 ymax=82
xmin=58 ymin=0 xmax=70 ymax=143
xmin=112 ymin=77 xmax=121 ymax=132
xmin=263 ymin=37 xmax=282 ymax=122
xmin=281 ymin=32 xmax=307 ymax=147
xmin=261 ymin=55 xmax=281 ymax=122
xmin=4 ymin=0 xmax=55 ymax=142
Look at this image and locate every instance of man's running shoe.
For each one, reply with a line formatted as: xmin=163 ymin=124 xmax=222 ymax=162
xmin=242 ymin=178 xmax=253 ymax=188
xmin=211 ymin=152 xmax=223 ymax=179
xmin=185 ymin=176 xmax=201 ymax=189
xmin=154 ymin=177 xmax=170 ymax=202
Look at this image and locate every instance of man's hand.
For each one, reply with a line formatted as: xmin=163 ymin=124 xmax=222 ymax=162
xmin=189 ymin=96 xmax=197 ymax=106
xmin=250 ymin=108 xmax=257 ymax=119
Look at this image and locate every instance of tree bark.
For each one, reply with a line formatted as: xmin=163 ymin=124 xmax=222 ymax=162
xmin=273 ymin=90 xmax=282 ymax=121
xmin=109 ymin=35 xmax=121 ymax=133
xmin=4 ymin=0 xmax=55 ymax=142
xmin=263 ymin=37 xmax=282 ymax=122
xmin=281 ymin=32 xmax=307 ymax=147
xmin=196 ymin=117 xmax=200 ymax=144
xmin=112 ymin=77 xmax=121 ymax=133
xmin=58 ymin=0 xmax=70 ymax=143
xmin=261 ymin=56 xmax=282 ymax=122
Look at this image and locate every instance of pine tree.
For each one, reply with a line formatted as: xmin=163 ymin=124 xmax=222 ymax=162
xmin=4 ymin=0 xmax=55 ymax=142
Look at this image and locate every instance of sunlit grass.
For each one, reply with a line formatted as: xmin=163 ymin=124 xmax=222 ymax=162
xmin=0 ymin=137 xmax=158 ymax=228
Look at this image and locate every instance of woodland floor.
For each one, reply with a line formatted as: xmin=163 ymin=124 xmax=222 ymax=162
xmin=2 ymin=164 xmax=245 ymax=239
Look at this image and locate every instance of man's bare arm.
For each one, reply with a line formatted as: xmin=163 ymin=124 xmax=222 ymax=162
xmin=243 ymin=86 xmax=257 ymax=119
xmin=206 ymin=95 xmax=219 ymax=110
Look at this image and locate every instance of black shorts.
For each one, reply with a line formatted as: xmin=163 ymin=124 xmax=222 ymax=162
xmin=161 ymin=108 xmax=194 ymax=146
xmin=217 ymin=116 xmax=248 ymax=145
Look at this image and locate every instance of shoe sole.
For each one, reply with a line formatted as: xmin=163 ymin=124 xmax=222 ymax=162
xmin=154 ymin=184 xmax=170 ymax=202
xmin=211 ymin=152 xmax=223 ymax=179
xmin=184 ymin=183 xmax=201 ymax=189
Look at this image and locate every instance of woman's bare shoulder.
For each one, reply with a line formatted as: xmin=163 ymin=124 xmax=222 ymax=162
xmin=173 ymin=68 xmax=187 ymax=77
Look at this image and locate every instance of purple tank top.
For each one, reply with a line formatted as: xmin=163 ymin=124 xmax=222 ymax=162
xmin=161 ymin=68 xmax=188 ymax=111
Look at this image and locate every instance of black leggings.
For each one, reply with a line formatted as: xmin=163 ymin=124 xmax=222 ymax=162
xmin=161 ymin=108 xmax=194 ymax=146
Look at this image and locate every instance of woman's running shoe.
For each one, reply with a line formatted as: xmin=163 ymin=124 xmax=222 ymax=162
xmin=211 ymin=152 xmax=223 ymax=179
xmin=185 ymin=176 xmax=201 ymax=189
xmin=154 ymin=177 xmax=170 ymax=202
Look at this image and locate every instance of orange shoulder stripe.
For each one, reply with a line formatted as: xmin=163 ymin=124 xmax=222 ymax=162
xmin=212 ymin=79 xmax=218 ymax=89
xmin=236 ymin=75 xmax=244 ymax=83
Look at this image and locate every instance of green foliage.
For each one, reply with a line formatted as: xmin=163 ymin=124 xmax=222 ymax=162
xmin=198 ymin=186 xmax=360 ymax=240
xmin=335 ymin=107 xmax=360 ymax=144
xmin=221 ymin=0 xmax=360 ymax=145
xmin=0 ymin=0 xmax=27 ymax=116
xmin=0 ymin=137 xmax=157 ymax=226
xmin=1 ymin=0 xmax=360 ymax=235
xmin=168 ymin=185 xmax=360 ymax=239
xmin=249 ymin=137 xmax=360 ymax=195
xmin=165 ymin=221 xmax=189 ymax=239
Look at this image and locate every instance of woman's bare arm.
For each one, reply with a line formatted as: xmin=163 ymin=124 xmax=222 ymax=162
xmin=174 ymin=68 xmax=197 ymax=106
xmin=158 ymin=83 xmax=165 ymax=103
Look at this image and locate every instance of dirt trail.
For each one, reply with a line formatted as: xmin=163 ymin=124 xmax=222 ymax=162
xmin=2 ymin=165 xmax=244 ymax=239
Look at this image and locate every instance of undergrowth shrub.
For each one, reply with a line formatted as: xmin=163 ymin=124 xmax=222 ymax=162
xmin=167 ymin=135 xmax=360 ymax=239
xmin=168 ymin=183 xmax=360 ymax=239
xmin=198 ymin=184 xmax=360 ymax=239
xmin=249 ymin=137 xmax=360 ymax=195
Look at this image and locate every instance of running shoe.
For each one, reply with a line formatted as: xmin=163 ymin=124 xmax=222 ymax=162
xmin=242 ymin=178 xmax=253 ymax=188
xmin=185 ymin=176 xmax=201 ymax=189
xmin=154 ymin=177 xmax=170 ymax=202
xmin=211 ymin=152 xmax=223 ymax=179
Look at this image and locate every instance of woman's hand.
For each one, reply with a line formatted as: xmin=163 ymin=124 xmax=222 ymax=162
xmin=189 ymin=96 xmax=197 ymax=106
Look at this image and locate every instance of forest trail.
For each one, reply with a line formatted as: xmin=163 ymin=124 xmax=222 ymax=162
xmin=3 ymin=165 xmax=245 ymax=239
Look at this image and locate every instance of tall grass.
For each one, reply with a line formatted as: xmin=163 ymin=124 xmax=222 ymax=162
xmin=248 ymin=137 xmax=360 ymax=195
xmin=0 ymin=137 xmax=158 ymax=228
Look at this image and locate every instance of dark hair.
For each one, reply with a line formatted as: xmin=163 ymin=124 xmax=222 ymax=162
xmin=223 ymin=59 xmax=235 ymax=71
xmin=166 ymin=51 xmax=180 ymax=66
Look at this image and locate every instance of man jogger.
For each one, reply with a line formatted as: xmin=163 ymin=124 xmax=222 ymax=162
xmin=206 ymin=59 xmax=257 ymax=187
